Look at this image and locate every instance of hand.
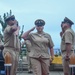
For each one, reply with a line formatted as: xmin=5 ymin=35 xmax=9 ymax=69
xmin=60 ymin=31 xmax=63 ymax=37
xmin=30 ymin=27 xmax=35 ymax=31
xmin=14 ymin=20 xmax=18 ymax=25
xmin=50 ymin=57 xmax=54 ymax=63
xmin=12 ymin=25 xmax=17 ymax=31
xmin=65 ymin=55 xmax=70 ymax=61
xmin=14 ymin=26 xmax=20 ymax=35
xmin=50 ymin=59 xmax=52 ymax=63
xmin=17 ymin=26 xmax=20 ymax=30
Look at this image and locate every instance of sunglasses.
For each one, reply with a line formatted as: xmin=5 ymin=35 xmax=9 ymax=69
xmin=7 ymin=17 xmax=15 ymax=21
xmin=36 ymin=25 xmax=43 ymax=27
xmin=10 ymin=17 xmax=15 ymax=21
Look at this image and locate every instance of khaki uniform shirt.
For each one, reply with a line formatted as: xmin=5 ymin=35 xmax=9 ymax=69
xmin=3 ymin=25 xmax=21 ymax=51
xmin=26 ymin=32 xmax=54 ymax=58
xmin=25 ymin=40 xmax=31 ymax=52
xmin=61 ymin=28 xmax=75 ymax=51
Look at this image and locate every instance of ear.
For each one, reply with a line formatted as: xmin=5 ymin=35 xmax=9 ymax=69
xmin=42 ymin=26 xmax=44 ymax=29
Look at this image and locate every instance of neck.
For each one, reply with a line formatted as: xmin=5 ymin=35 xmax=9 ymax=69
xmin=37 ymin=31 xmax=43 ymax=34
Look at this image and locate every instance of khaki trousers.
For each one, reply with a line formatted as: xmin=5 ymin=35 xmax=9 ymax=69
xmin=3 ymin=48 xmax=20 ymax=75
xmin=30 ymin=57 xmax=50 ymax=75
xmin=61 ymin=51 xmax=73 ymax=75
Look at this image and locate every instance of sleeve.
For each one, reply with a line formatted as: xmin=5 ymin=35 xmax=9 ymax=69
xmin=25 ymin=40 xmax=32 ymax=52
xmin=26 ymin=33 xmax=32 ymax=40
xmin=48 ymin=34 xmax=54 ymax=48
xmin=5 ymin=26 xmax=12 ymax=34
xmin=65 ymin=31 xmax=72 ymax=44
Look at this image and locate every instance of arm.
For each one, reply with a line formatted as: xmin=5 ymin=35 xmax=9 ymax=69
xmin=21 ymin=27 xmax=35 ymax=40
xmin=11 ymin=20 xmax=18 ymax=33
xmin=66 ymin=43 xmax=71 ymax=56
xmin=64 ymin=43 xmax=71 ymax=61
xmin=50 ymin=47 xmax=54 ymax=60
xmin=65 ymin=31 xmax=72 ymax=60
xmin=65 ymin=32 xmax=72 ymax=55
xmin=11 ymin=25 xmax=17 ymax=32
xmin=6 ymin=25 xmax=17 ymax=34
xmin=60 ymin=31 xmax=63 ymax=37
xmin=6 ymin=20 xmax=18 ymax=34
xmin=48 ymin=34 xmax=54 ymax=59
xmin=14 ymin=26 xmax=20 ymax=36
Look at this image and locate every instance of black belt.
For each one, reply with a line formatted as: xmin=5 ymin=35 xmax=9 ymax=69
xmin=62 ymin=50 xmax=73 ymax=53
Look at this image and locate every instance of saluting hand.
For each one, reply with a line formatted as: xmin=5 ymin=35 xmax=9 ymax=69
xmin=14 ymin=26 xmax=20 ymax=35
xmin=65 ymin=55 xmax=70 ymax=61
xmin=30 ymin=27 xmax=35 ymax=31
xmin=17 ymin=26 xmax=20 ymax=30
xmin=14 ymin=20 xmax=18 ymax=25
xmin=60 ymin=31 xmax=63 ymax=37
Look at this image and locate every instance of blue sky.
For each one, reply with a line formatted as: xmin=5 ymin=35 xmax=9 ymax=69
xmin=0 ymin=0 xmax=75 ymax=48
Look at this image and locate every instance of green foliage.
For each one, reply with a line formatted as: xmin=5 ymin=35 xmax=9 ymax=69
xmin=0 ymin=10 xmax=24 ymax=41
xmin=0 ymin=10 xmax=26 ymax=57
xmin=0 ymin=31 xmax=3 ymax=42
xmin=20 ymin=47 xmax=27 ymax=58
xmin=0 ymin=10 xmax=12 ymax=32
xmin=19 ymin=25 xmax=24 ymax=40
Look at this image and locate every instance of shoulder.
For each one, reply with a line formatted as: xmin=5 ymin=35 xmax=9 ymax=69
xmin=43 ymin=32 xmax=53 ymax=40
xmin=4 ymin=25 xmax=11 ymax=30
xmin=29 ymin=33 xmax=35 ymax=36
xmin=29 ymin=32 xmax=39 ymax=36
xmin=66 ymin=28 xmax=74 ymax=32
xmin=65 ymin=29 xmax=74 ymax=35
xmin=44 ymin=32 xmax=51 ymax=37
xmin=28 ymin=33 xmax=36 ymax=38
xmin=4 ymin=25 xmax=12 ymax=34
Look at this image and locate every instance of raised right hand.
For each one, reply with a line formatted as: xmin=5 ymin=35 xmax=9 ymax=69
xmin=30 ymin=27 xmax=35 ymax=31
xmin=65 ymin=55 xmax=70 ymax=61
xmin=14 ymin=20 xmax=18 ymax=25
xmin=60 ymin=31 xmax=63 ymax=37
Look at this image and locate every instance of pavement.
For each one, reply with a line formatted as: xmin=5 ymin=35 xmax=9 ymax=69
xmin=17 ymin=56 xmax=64 ymax=75
xmin=17 ymin=71 xmax=64 ymax=75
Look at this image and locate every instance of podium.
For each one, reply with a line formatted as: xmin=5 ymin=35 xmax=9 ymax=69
xmin=4 ymin=52 xmax=12 ymax=75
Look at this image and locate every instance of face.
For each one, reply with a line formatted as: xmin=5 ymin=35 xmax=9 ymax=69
xmin=35 ymin=25 xmax=44 ymax=32
xmin=7 ymin=17 xmax=15 ymax=25
xmin=62 ymin=23 xmax=69 ymax=31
